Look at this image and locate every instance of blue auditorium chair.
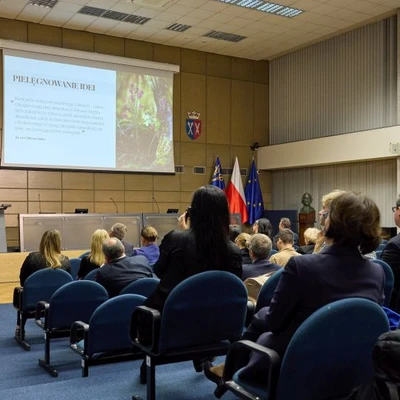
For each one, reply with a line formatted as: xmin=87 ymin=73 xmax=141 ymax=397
xmin=79 ymin=251 xmax=90 ymax=258
xmin=255 ymin=268 xmax=284 ymax=312
xmin=222 ymin=298 xmax=390 ymax=400
xmin=70 ymin=294 xmax=146 ymax=377
xmin=13 ymin=268 xmax=73 ymax=351
xmin=119 ymin=277 xmax=160 ymax=297
xmin=372 ymin=259 xmax=394 ymax=307
xmin=83 ymin=268 xmax=100 ymax=281
xmin=130 ymin=271 xmax=248 ymax=400
xmin=35 ymin=280 xmax=108 ymax=377
xmin=69 ymin=257 xmax=81 ymax=280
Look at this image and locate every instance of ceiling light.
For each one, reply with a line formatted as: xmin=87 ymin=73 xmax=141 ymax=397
xmin=28 ymin=0 xmax=58 ymax=8
xmin=212 ymin=0 xmax=303 ymax=18
xmin=203 ymin=30 xmax=246 ymax=43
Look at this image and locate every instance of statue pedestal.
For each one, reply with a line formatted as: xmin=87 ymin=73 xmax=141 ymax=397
xmin=298 ymin=211 xmax=315 ymax=246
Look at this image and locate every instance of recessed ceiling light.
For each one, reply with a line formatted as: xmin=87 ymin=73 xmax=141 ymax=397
xmin=28 ymin=0 xmax=58 ymax=8
xmin=212 ymin=0 xmax=303 ymax=18
xmin=203 ymin=30 xmax=246 ymax=43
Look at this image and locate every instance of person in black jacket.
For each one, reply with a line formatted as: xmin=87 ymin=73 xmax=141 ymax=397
xmin=145 ymin=185 xmax=242 ymax=313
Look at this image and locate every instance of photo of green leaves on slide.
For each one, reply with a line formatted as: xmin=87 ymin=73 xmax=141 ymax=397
xmin=116 ymin=72 xmax=173 ymax=171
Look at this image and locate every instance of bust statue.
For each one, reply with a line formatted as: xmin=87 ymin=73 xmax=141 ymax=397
xmin=300 ymin=192 xmax=315 ymax=214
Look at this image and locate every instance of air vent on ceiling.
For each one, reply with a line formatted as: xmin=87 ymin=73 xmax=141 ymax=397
xmin=130 ymin=0 xmax=178 ymax=10
xmin=193 ymin=166 xmax=206 ymax=175
xmin=28 ymin=0 xmax=58 ymax=8
xmin=211 ymin=0 xmax=303 ymax=18
xmin=175 ymin=165 xmax=184 ymax=174
xmin=166 ymin=23 xmax=192 ymax=33
xmin=78 ymin=6 xmax=151 ymax=25
xmin=203 ymin=31 xmax=246 ymax=43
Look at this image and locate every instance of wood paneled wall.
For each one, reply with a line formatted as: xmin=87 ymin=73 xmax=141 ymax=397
xmin=0 ymin=18 xmax=271 ymax=248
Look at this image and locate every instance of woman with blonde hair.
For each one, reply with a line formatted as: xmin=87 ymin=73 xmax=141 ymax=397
xmin=77 ymin=229 xmax=109 ymax=279
xmin=19 ymin=229 xmax=71 ymax=285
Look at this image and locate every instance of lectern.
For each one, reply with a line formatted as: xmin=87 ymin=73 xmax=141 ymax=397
xmin=0 ymin=204 xmax=11 ymax=253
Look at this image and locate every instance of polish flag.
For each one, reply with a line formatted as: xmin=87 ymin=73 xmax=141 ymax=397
xmin=226 ymin=157 xmax=248 ymax=224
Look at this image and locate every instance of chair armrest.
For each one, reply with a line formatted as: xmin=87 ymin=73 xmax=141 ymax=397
xmin=13 ymin=287 xmax=23 ymax=310
xmin=70 ymin=321 xmax=89 ymax=354
xmin=130 ymin=305 xmax=161 ymax=353
xmin=35 ymin=301 xmax=50 ymax=330
xmin=245 ymin=301 xmax=255 ymax=327
xmin=223 ymin=340 xmax=281 ymax=400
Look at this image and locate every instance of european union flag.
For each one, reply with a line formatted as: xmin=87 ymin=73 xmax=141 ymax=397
xmin=211 ymin=156 xmax=225 ymax=191
xmin=245 ymin=159 xmax=264 ymax=225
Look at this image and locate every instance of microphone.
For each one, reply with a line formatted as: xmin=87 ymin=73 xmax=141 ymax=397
xmin=152 ymin=196 xmax=160 ymax=213
xmin=38 ymin=193 xmax=42 ymax=214
xmin=110 ymin=197 xmax=119 ymax=213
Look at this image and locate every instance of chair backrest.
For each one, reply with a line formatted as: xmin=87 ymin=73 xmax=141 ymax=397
xmin=158 ymin=271 xmax=248 ymax=353
xmin=276 ymin=298 xmax=390 ymax=400
xmin=372 ymin=259 xmax=394 ymax=307
xmin=83 ymin=268 xmax=100 ymax=281
xmin=69 ymin=258 xmax=81 ymax=280
xmin=119 ymin=277 xmax=160 ymax=297
xmin=79 ymin=251 xmax=90 ymax=259
xmin=22 ymin=268 xmax=73 ymax=310
xmin=47 ymin=281 xmax=108 ymax=329
xmin=376 ymin=243 xmax=387 ymax=252
xmin=255 ymin=268 xmax=284 ymax=312
xmin=86 ymin=294 xmax=146 ymax=356
xmin=375 ymin=250 xmax=383 ymax=259
xmin=269 ymin=249 xmax=278 ymax=257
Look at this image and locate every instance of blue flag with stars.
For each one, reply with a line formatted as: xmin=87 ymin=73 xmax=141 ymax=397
xmin=211 ymin=156 xmax=225 ymax=191
xmin=245 ymin=159 xmax=264 ymax=224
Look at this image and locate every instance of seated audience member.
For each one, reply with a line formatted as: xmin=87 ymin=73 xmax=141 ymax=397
xmin=229 ymin=224 xmax=242 ymax=243
xmin=145 ymin=185 xmax=242 ymax=313
xmin=381 ymin=195 xmax=400 ymax=311
xmin=269 ymin=229 xmax=301 ymax=267
xmin=19 ymin=229 xmax=71 ymax=286
xmin=242 ymin=234 xmax=281 ymax=281
xmin=297 ymin=227 xmax=321 ymax=255
xmin=205 ymin=191 xmax=385 ymax=385
xmin=314 ymin=189 xmax=346 ymax=254
xmin=96 ymin=237 xmax=153 ymax=297
xmin=109 ymin=223 xmax=134 ymax=256
xmin=273 ymin=217 xmax=299 ymax=248
xmin=235 ymin=233 xmax=252 ymax=265
xmin=132 ymin=226 xmax=160 ymax=266
xmin=252 ymin=218 xmax=274 ymax=241
xmin=77 ymin=229 xmax=109 ymax=279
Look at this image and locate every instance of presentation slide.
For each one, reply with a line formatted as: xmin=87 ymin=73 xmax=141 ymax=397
xmin=2 ymin=50 xmax=175 ymax=173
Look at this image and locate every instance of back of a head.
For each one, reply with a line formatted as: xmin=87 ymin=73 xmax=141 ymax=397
xmin=229 ymin=224 xmax=241 ymax=242
xmin=257 ymin=218 xmax=274 ymax=240
xmin=303 ymin=227 xmax=320 ymax=245
xmin=248 ymin=233 xmax=272 ymax=260
xmin=110 ymin=223 xmax=127 ymax=240
xmin=141 ymin=226 xmax=158 ymax=243
xmin=372 ymin=330 xmax=400 ymax=383
xmin=90 ymin=229 xmax=109 ymax=266
xmin=322 ymin=189 xmax=346 ymax=210
xmin=235 ymin=232 xmax=251 ymax=249
xmin=39 ymin=229 xmax=62 ymax=268
xmin=190 ymin=185 xmax=230 ymax=265
xmin=276 ymin=229 xmax=294 ymax=245
xmin=325 ymin=192 xmax=381 ymax=254
xmin=280 ymin=218 xmax=291 ymax=229
xmin=102 ymin=237 xmax=125 ymax=261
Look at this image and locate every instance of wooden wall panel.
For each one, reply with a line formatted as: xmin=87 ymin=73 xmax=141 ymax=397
xmin=206 ymin=144 xmax=231 ymax=169
xmin=94 ymin=190 xmax=124 ymax=202
xmin=254 ymin=60 xmax=269 ymax=84
xmin=94 ymin=34 xmax=124 ymax=56
xmin=27 ymin=24 xmax=62 ymax=47
xmin=28 ymin=171 xmax=61 ymax=189
xmin=206 ymin=76 xmax=231 ymax=145
xmin=124 ymin=39 xmax=154 ymax=61
xmin=63 ymin=173 xmax=94 ymax=190
xmin=125 ymin=202 xmax=153 ymax=213
xmin=29 ymin=201 xmax=62 ymax=214
xmin=180 ymin=173 xmax=207 ymax=192
xmin=207 ymin=54 xmax=231 ymax=78
xmin=154 ymin=44 xmax=180 ymax=65
xmin=94 ymin=174 xmax=124 ymax=190
xmin=62 ymin=29 xmax=94 ymax=52
xmin=232 ymin=57 xmax=254 ymax=82
xmin=63 ymin=190 xmax=94 ymax=202
xmin=0 ymin=18 xmax=27 ymax=41
xmin=0 ymin=170 xmax=27 ymax=188
xmin=63 ymin=201 xmax=94 ymax=213
xmin=180 ymin=142 xmax=206 ymax=167
xmin=124 ymin=174 xmax=153 ymax=190
xmin=125 ymin=191 xmax=153 ymax=202
xmin=181 ymin=49 xmax=206 ymax=75
xmin=28 ymin=189 xmax=61 ymax=201
xmin=153 ymin=174 xmax=180 ymax=191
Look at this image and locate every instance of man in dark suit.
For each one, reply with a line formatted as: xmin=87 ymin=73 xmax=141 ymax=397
xmin=272 ymin=217 xmax=299 ymax=249
xmin=242 ymin=234 xmax=281 ymax=281
xmin=96 ymin=237 xmax=153 ymax=297
xmin=381 ymin=197 xmax=400 ymax=311
xmin=109 ymin=223 xmax=134 ymax=256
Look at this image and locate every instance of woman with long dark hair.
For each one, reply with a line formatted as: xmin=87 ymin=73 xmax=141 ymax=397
xmin=144 ymin=185 xmax=242 ymax=312
xmin=253 ymin=218 xmax=274 ymax=241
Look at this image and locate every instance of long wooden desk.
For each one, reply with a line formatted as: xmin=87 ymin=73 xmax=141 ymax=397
xmin=0 ymin=250 xmax=86 ymax=304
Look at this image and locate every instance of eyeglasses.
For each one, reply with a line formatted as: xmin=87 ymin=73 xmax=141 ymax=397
xmin=392 ymin=206 xmax=399 ymax=212
xmin=321 ymin=211 xmax=329 ymax=218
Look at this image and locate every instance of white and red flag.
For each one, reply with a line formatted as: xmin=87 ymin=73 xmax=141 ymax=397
xmin=226 ymin=157 xmax=248 ymax=224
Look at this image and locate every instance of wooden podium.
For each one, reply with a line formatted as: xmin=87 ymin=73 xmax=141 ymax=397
xmin=298 ymin=211 xmax=315 ymax=246
xmin=0 ymin=204 xmax=11 ymax=253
